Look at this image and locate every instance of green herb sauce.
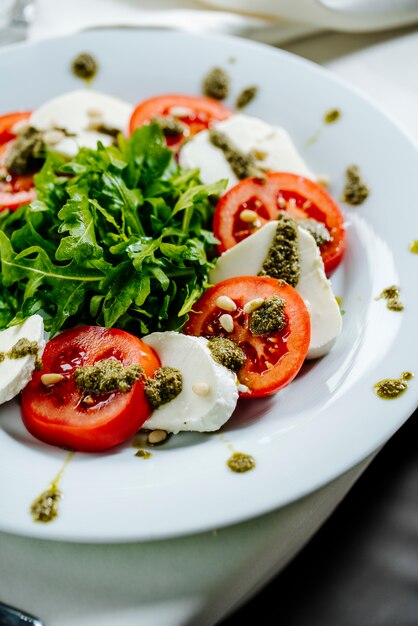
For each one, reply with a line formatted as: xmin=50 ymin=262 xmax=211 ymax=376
xmin=135 ymin=449 xmax=152 ymax=459
xmin=5 ymin=126 xmax=45 ymax=175
xmin=209 ymin=128 xmax=265 ymax=181
xmin=30 ymin=451 xmax=74 ymax=524
xmin=235 ymin=86 xmax=258 ymax=109
xmin=227 ymin=452 xmax=256 ymax=473
xmin=202 ymin=67 xmax=230 ymax=100
xmin=342 ymin=165 xmax=369 ymax=206
xmin=324 ymin=108 xmax=341 ymax=124
xmin=0 ymin=338 xmax=40 ymax=365
xmin=152 ymin=116 xmax=186 ymax=137
xmin=208 ymin=337 xmax=246 ymax=373
xmin=144 ymin=366 xmax=183 ymax=409
xmin=74 ymin=359 xmax=144 ymax=396
xmin=259 ymin=214 xmax=300 ymax=286
xmin=376 ymin=285 xmax=404 ymax=312
xmin=374 ymin=371 xmax=413 ymax=399
xmin=71 ymin=52 xmax=98 ymax=81
xmin=249 ymin=295 xmax=286 ymax=337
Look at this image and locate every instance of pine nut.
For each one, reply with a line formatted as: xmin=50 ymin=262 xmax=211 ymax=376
xmin=243 ymin=298 xmax=264 ymax=314
xmin=169 ymin=106 xmax=194 ymax=117
xmin=11 ymin=120 xmax=29 ymax=135
xmin=317 ymin=175 xmax=330 ymax=188
xmin=87 ymin=107 xmax=103 ymax=119
xmin=219 ymin=314 xmax=234 ymax=333
xmin=216 ymin=295 xmax=237 ymax=311
xmin=192 ymin=382 xmax=210 ymax=396
xmin=43 ymin=129 xmax=65 ymax=145
xmin=147 ymin=429 xmax=168 ymax=445
xmin=240 ymin=209 xmax=258 ymax=223
xmin=41 ymin=373 xmax=65 ymax=386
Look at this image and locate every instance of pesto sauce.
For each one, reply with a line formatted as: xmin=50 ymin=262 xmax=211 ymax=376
xmin=342 ymin=165 xmax=369 ymax=206
xmin=324 ymin=108 xmax=341 ymax=124
xmin=235 ymin=86 xmax=258 ymax=109
xmin=71 ymin=52 xmax=98 ymax=81
xmin=152 ymin=116 xmax=185 ymax=137
xmin=0 ymin=338 xmax=40 ymax=364
xmin=202 ymin=67 xmax=230 ymax=100
xmin=135 ymin=449 xmax=152 ymax=459
xmin=227 ymin=452 xmax=256 ymax=473
xmin=144 ymin=366 xmax=183 ymax=409
xmin=208 ymin=337 xmax=246 ymax=373
xmin=30 ymin=451 xmax=74 ymax=524
xmin=258 ymin=214 xmax=300 ymax=286
xmin=5 ymin=126 xmax=45 ymax=175
xmin=376 ymin=285 xmax=404 ymax=312
xmin=409 ymin=240 xmax=418 ymax=254
xmin=209 ymin=128 xmax=266 ymax=181
xmin=74 ymin=359 xmax=144 ymax=395
xmin=374 ymin=371 xmax=413 ymax=399
xmin=249 ymin=295 xmax=286 ymax=336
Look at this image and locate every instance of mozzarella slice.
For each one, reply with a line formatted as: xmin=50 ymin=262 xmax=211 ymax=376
xmin=179 ymin=113 xmax=315 ymax=190
xmin=209 ymin=222 xmax=342 ymax=359
xmin=142 ymin=332 xmax=239 ymax=434
xmin=0 ymin=315 xmax=45 ymax=405
xmin=30 ymin=90 xmax=133 ymax=157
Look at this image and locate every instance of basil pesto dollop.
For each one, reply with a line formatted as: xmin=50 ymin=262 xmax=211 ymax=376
xmin=249 ymin=295 xmax=286 ymax=337
xmin=209 ymin=128 xmax=265 ymax=181
xmin=235 ymin=86 xmax=258 ymax=109
xmin=208 ymin=337 xmax=246 ymax=373
xmin=376 ymin=285 xmax=404 ymax=312
xmin=144 ymin=366 xmax=183 ymax=409
xmin=202 ymin=66 xmax=230 ymax=100
xmin=342 ymin=164 xmax=369 ymax=206
xmin=5 ymin=126 xmax=45 ymax=175
xmin=71 ymin=52 xmax=98 ymax=80
xmin=259 ymin=214 xmax=300 ymax=287
xmin=74 ymin=359 xmax=144 ymax=396
xmin=374 ymin=372 xmax=413 ymax=399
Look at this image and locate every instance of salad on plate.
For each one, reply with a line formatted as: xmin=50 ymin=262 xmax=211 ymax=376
xmin=0 ymin=68 xmax=346 ymax=466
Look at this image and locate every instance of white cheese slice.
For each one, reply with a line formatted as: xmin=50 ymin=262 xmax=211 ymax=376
xmin=179 ymin=113 xmax=315 ymax=190
xmin=142 ymin=332 xmax=239 ymax=434
xmin=209 ymin=221 xmax=342 ymax=359
xmin=30 ymin=89 xmax=133 ymax=157
xmin=0 ymin=315 xmax=45 ymax=405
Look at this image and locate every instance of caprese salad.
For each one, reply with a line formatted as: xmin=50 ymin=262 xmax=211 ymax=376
xmin=0 ymin=86 xmax=345 ymax=453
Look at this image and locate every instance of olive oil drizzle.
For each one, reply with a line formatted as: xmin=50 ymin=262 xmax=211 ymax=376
xmin=30 ymin=451 xmax=75 ymax=523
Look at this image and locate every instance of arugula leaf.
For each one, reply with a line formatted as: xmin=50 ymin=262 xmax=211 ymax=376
xmin=0 ymin=124 xmax=225 ymax=335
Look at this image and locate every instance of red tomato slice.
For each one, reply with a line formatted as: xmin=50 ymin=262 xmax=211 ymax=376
xmin=21 ymin=326 xmax=161 ymax=452
xmin=184 ymin=276 xmax=310 ymax=398
xmin=213 ymin=172 xmax=346 ymax=275
xmin=129 ymin=94 xmax=231 ymax=152
xmin=0 ymin=111 xmax=36 ymax=212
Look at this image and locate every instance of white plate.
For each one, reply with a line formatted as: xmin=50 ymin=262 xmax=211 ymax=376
xmin=0 ymin=29 xmax=417 ymax=543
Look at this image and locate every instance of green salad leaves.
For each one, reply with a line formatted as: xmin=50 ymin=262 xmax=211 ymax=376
xmin=0 ymin=125 xmax=225 ymax=335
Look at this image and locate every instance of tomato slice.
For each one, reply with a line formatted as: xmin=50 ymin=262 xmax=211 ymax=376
xmin=129 ymin=94 xmax=231 ymax=152
xmin=0 ymin=111 xmax=36 ymax=212
xmin=184 ymin=276 xmax=310 ymax=398
xmin=213 ymin=172 xmax=346 ymax=275
xmin=21 ymin=326 xmax=161 ymax=452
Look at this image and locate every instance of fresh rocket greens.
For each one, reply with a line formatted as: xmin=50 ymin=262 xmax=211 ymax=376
xmin=0 ymin=125 xmax=225 ymax=335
